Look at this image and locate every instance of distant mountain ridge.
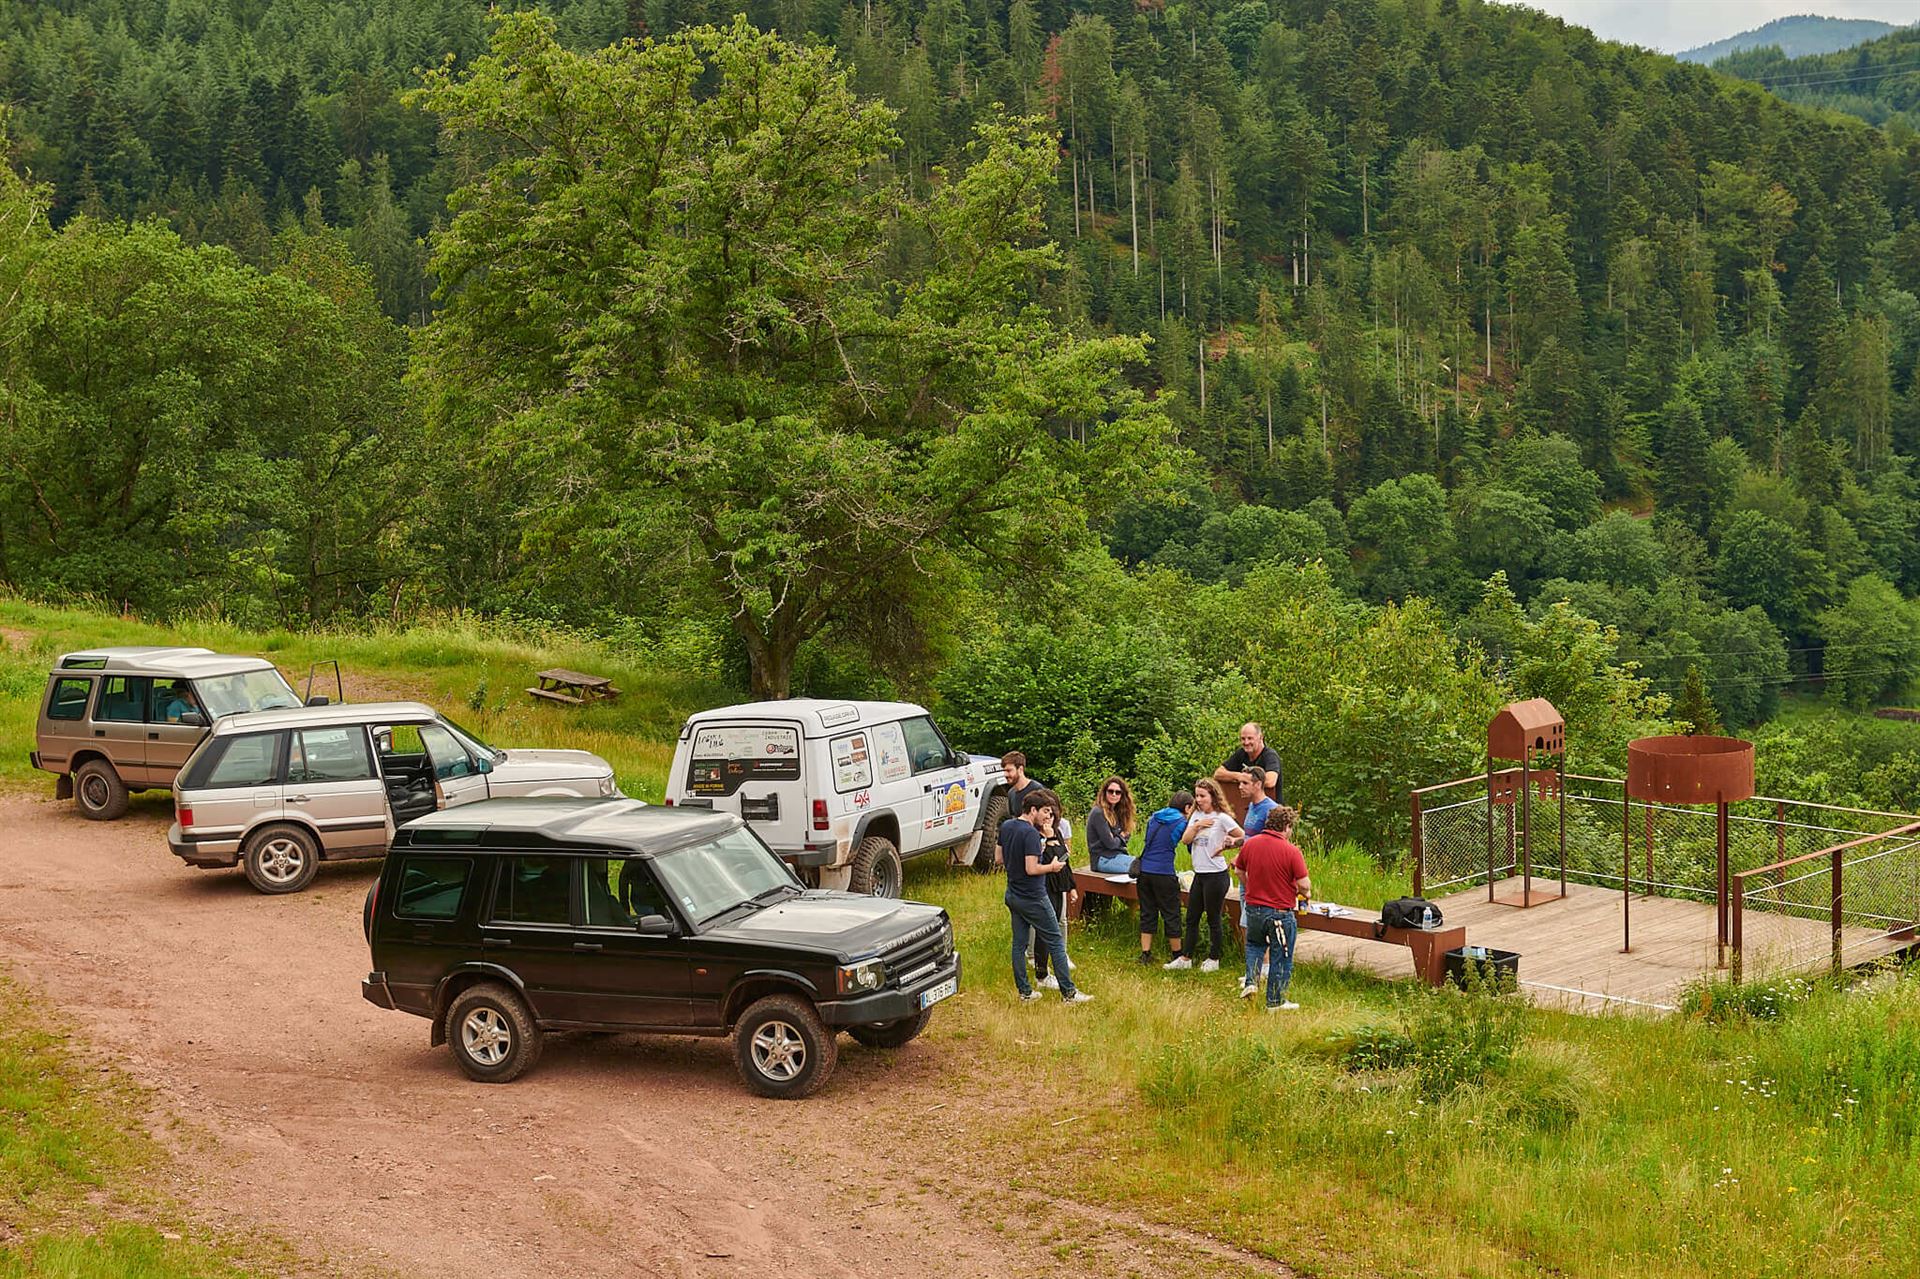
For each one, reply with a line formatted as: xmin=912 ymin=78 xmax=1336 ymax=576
xmin=1678 ymin=14 xmax=1898 ymax=64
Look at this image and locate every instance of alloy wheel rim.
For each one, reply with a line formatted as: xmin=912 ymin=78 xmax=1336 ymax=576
xmin=256 ymin=837 xmax=306 ymax=884
xmin=81 ymin=773 xmax=110 ymax=810
xmin=462 ymin=1007 xmax=512 ymax=1066
xmin=750 ymin=1019 xmax=806 ymax=1081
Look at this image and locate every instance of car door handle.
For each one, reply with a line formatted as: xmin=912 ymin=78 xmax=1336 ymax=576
xmin=94 ymin=729 xmax=105 ymax=737
xmin=481 ymin=936 xmax=512 ymax=948
xmin=147 ymin=731 xmax=160 ymax=740
xmin=287 ymin=795 xmax=311 ymax=804
xmin=572 ymin=942 xmax=603 ymax=953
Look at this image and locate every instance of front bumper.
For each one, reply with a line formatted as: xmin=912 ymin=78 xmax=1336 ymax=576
xmin=816 ymin=957 xmax=960 ymax=1026
xmin=167 ymin=823 xmax=240 ymax=867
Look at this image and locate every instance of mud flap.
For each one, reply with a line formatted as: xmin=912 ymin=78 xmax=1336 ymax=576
xmin=954 ymin=830 xmax=984 ymax=867
xmin=815 ymin=865 xmax=853 ymax=892
xmin=55 ymin=774 xmax=72 ymax=800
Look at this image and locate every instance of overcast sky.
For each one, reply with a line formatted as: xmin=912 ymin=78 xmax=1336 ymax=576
xmin=1495 ymin=1 xmax=1920 ymax=53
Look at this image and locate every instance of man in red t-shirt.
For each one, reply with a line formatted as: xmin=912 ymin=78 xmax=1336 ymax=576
xmin=1232 ymin=806 xmax=1310 ymax=1010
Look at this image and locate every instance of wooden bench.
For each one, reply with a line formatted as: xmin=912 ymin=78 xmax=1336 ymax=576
xmin=526 ymin=667 xmax=622 ymax=706
xmin=1066 ymin=869 xmax=1466 ymax=988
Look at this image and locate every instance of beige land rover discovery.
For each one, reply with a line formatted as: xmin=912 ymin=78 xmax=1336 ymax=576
xmin=31 ymin=647 xmax=306 ymax=820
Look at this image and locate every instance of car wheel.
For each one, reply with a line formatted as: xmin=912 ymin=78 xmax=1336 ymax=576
xmin=847 ymin=1007 xmax=931 ymax=1050
xmin=733 ymin=993 xmax=836 ymax=1099
xmin=74 ymin=759 xmax=129 ymax=821
xmin=241 ymin=824 xmax=321 ymax=894
xmin=849 ymin=834 xmax=903 ymax=898
xmin=447 ymin=983 xmax=542 ymax=1084
xmin=971 ymin=792 xmax=1008 ymax=873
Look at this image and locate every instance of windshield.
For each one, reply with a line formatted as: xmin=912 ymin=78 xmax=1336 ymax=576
xmin=194 ymin=669 xmax=301 ymax=718
xmin=652 ymin=828 xmax=800 ymax=926
xmin=440 ymin=715 xmax=503 ymax=762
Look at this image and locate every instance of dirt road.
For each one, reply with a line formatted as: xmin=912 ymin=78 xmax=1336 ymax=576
xmin=0 ymin=793 xmax=1286 ymax=1278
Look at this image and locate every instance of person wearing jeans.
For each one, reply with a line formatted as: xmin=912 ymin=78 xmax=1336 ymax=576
xmin=1171 ymin=778 xmax=1243 ymax=972
xmin=1002 ymin=788 xmax=1093 ymax=1004
xmin=1086 ymin=776 xmax=1136 ymax=875
xmin=1232 ymin=805 xmax=1310 ymax=1010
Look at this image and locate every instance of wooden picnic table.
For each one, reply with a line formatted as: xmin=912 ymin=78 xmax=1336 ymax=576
xmin=1066 ymin=869 xmax=1467 ymax=987
xmin=526 ymin=667 xmax=622 ymax=706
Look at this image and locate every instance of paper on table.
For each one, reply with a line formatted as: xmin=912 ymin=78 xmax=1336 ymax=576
xmin=1103 ymin=873 xmax=1134 ymax=883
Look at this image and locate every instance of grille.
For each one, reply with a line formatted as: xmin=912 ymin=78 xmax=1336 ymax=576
xmin=885 ymin=920 xmax=953 ymax=989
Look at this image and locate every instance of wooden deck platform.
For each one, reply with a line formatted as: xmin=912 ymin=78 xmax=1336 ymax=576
xmin=1298 ymin=878 xmax=1909 ymax=1013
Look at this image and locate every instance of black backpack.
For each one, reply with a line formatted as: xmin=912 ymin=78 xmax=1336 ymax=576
xmin=1381 ymin=896 xmax=1441 ymax=930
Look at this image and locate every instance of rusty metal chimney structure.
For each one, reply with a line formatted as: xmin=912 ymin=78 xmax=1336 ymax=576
xmin=1623 ymin=735 xmax=1755 ymax=961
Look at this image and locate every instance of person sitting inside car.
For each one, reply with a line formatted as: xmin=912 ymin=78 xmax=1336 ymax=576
xmin=158 ymin=682 xmax=200 ymax=724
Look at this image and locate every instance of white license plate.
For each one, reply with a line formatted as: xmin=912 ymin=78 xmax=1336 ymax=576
xmin=918 ymin=976 xmax=957 ymax=1009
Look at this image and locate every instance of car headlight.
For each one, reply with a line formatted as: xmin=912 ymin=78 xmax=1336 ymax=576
xmin=837 ymin=959 xmax=886 ymax=994
xmin=599 ymin=774 xmax=617 ymax=797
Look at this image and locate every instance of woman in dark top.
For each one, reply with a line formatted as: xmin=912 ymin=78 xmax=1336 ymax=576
xmin=1033 ymin=797 xmax=1077 ymax=988
xmin=1087 ymin=776 xmax=1135 ymax=874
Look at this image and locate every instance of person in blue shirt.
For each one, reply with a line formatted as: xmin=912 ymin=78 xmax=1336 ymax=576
xmin=1136 ymin=790 xmax=1192 ymax=965
xmin=1003 ymin=789 xmax=1094 ymax=1004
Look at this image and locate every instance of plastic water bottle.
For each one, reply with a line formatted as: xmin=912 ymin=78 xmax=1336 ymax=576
xmin=1420 ymin=903 xmax=1437 ymax=929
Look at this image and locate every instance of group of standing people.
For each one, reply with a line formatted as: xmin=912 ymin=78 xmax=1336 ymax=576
xmin=996 ymin=724 xmax=1312 ymax=1012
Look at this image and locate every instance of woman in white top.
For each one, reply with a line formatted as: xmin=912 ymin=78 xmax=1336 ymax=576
xmin=1168 ymin=778 xmax=1244 ymax=972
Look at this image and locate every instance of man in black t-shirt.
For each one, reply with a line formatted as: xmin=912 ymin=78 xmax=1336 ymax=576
xmin=993 ymin=750 xmax=1044 ymax=870
xmin=1003 ymin=789 xmax=1092 ymax=1004
xmin=1215 ymin=722 xmax=1283 ymax=822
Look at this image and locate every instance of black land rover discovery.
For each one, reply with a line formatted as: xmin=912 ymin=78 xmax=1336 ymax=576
xmin=361 ymin=798 xmax=959 ymax=1098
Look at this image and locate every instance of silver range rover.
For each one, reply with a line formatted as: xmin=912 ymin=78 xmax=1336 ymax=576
xmin=167 ymin=701 xmax=620 ymax=894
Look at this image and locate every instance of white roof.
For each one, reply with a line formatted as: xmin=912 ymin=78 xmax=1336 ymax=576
xmin=208 ymin=700 xmax=441 ymax=735
xmin=59 ymin=647 xmax=281 ymax=679
xmin=680 ymin=698 xmax=931 ymax=737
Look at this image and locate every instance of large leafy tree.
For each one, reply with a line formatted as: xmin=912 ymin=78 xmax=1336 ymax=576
xmin=413 ymin=15 xmax=1168 ymax=696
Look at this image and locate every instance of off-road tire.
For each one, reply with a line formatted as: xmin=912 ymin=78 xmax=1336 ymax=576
xmin=74 ymin=759 xmax=129 ymax=821
xmin=447 ymin=983 xmax=543 ymax=1084
xmin=241 ymin=823 xmax=322 ymax=894
xmin=733 ymin=993 xmax=836 ymax=1099
xmin=847 ymin=1007 xmax=932 ymax=1050
xmin=971 ymin=791 xmax=1009 ymax=873
xmin=849 ymin=834 xmax=904 ymax=898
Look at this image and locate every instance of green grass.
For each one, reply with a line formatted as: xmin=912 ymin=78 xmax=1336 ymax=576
xmin=0 ymin=976 xmax=274 ymax=1276
xmin=4 ymin=597 xmax=1919 ymax=1278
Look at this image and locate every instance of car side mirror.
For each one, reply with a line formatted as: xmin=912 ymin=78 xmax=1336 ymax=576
xmin=636 ymin=914 xmax=675 ymax=937
xmin=179 ymin=710 xmax=207 ymax=727
xmin=305 ymin=695 xmax=330 ymax=707
xmin=474 ymin=755 xmax=494 ymax=775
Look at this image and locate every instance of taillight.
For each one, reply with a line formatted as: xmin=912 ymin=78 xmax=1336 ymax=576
xmin=664 ymin=796 xmax=674 ymax=806
xmin=364 ymin=879 xmax=379 ymax=944
xmin=812 ymin=799 xmax=829 ymax=831
xmin=177 ymin=805 xmax=194 ymax=828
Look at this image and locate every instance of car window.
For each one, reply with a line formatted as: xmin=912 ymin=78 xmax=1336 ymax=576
xmin=900 ymin=716 xmax=951 ymax=774
xmin=46 ymin=677 xmax=92 ymax=721
xmin=203 ymin=732 xmax=283 ymax=788
xmin=829 ymin=731 xmax=872 ymax=793
xmin=418 ymin=723 xmax=476 ymax=781
xmin=193 ymin=669 xmax=301 ymax=717
xmin=870 ymin=722 xmax=912 ymax=784
xmin=151 ymin=678 xmax=200 ymax=724
xmin=97 ymin=676 xmax=149 ymax=723
xmin=653 ymin=827 xmax=798 ymax=926
xmin=582 ymin=857 xmax=669 ymax=927
xmin=289 ymin=727 xmax=374 ymax=784
xmin=393 ymin=857 xmax=471 ymax=921
xmin=490 ymin=857 xmax=573 ymax=925
xmin=685 ymin=723 xmax=801 ymax=797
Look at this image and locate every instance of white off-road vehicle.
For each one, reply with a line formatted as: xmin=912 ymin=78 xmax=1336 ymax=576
xmin=664 ymin=700 xmax=1009 ymax=897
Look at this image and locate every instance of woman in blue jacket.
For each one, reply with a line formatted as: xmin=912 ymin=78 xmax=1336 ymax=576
xmin=1136 ymin=790 xmax=1192 ymax=964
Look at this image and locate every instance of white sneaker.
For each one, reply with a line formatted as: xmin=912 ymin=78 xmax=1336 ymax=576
xmin=1272 ymin=1000 xmax=1300 ymax=1012
xmin=1164 ymin=956 xmax=1191 ymax=970
xmin=1062 ymin=990 xmax=1095 ymax=1004
xmin=1020 ymin=990 xmax=1044 ymax=1002
xmin=1199 ymin=959 xmax=1219 ymax=973
xmin=1037 ymin=974 xmax=1060 ymax=990
xmin=1238 ymin=979 xmax=1257 ymax=999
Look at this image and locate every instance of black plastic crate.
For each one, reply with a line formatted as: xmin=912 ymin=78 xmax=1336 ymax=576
xmin=1444 ymin=946 xmax=1520 ymax=992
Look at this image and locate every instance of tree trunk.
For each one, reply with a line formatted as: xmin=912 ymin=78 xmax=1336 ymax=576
xmin=743 ymin=622 xmax=798 ymax=700
xmin=1071 ymin=149 xmax=1081 ymax=237
xmin=1129 ymin=154 xmax=1139 ymax=276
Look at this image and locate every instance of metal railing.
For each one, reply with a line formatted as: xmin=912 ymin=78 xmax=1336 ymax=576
xmin=1413 ymin=771 xmax=1920 ymax=974
xmin=1732 ymin=821 xmax=1920 ymax=982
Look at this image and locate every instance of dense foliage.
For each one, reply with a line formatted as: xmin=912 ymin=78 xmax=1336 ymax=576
xmin=1718 ymin=25 xmax=1920 ymax=130
xmin=7 ymin=0 xmax=1920 ymax=807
